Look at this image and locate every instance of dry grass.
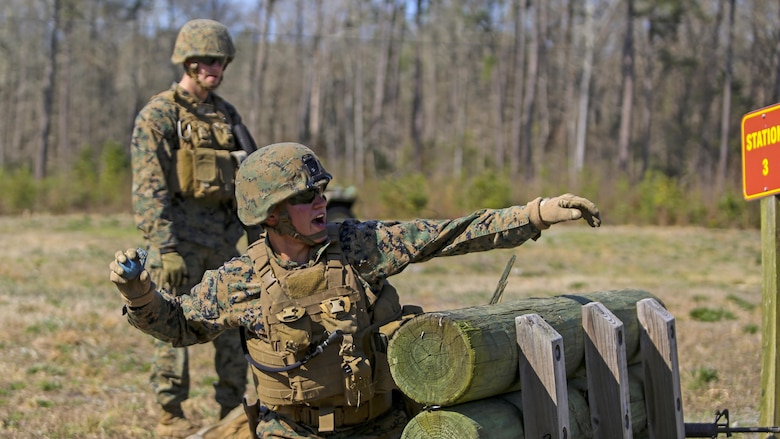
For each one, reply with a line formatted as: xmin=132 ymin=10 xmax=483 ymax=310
xmin=0 ymin=213 xmax=767 ymax=437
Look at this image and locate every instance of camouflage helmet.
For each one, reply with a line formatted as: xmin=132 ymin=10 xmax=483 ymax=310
xmin=171 ymin=19 xmax=235 ymax=65
xmin=236 ymin=143 xmax=332 ymax=226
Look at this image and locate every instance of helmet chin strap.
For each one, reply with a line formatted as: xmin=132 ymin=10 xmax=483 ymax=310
xmin=267 ymin=210 xmax=327 ymax=246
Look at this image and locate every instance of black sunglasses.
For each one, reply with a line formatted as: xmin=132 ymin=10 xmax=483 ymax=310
xmin=288 ymin=186 xmax=326 ymax=205
xmin=193 ymin=56 xmax=227 ymax=67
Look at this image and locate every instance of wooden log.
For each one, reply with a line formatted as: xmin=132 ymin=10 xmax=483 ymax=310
xmin=400 ymin=393 xmax=525 ymax=439
xmin=400 ymin=365 xmax=649 ymax=439
xmin=388 ymin=289 xmax=659 ymax=406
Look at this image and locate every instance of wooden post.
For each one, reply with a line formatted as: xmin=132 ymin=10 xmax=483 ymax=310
xmin=516 ymin=313 xmax=570 ymax=439
xmin=582 ymin=302 xmax=632 ymax=439
xmin=637 ymin=298 xmax=684 ymax=439
xmin=762 ymin=195 xmax=780 ymax=428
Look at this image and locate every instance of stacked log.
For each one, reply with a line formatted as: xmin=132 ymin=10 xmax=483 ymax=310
xmin=401 ymin=367 xmax=649 ymax=439
xmin=388 ymin=289 xmax=657 ymax=406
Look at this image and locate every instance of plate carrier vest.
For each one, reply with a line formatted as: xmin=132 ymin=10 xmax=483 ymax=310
xmin=242 ymin=225 xmax=414 ymax=431
xmin=157 ymin=87 xmax=243 ymax=202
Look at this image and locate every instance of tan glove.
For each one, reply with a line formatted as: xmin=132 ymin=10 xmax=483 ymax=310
xmin=162 ymin=251 xmax=188 ymax=288
xmin=109 ymin=248 xmax=155 ymax=307
xmin=527 ymin=194 xmax=601 ymax=229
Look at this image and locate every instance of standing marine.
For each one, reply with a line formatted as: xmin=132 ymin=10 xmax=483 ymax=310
xmin=129 ymin=18 xmax=256 ymax=437
xmin=111 ymin=142 xmax=601 ymax=438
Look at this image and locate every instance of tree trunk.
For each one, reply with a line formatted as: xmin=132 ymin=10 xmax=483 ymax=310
xmin=573 ymin=0 xmax=595 ymax=181
xmin=535 ymin=2 xmax=550 ymax=171
xmin=388 ymin=289 xmax=658 ymax=406
xmin=774 ymin=0 xmax=780 ymax=102
xmin=309 ymin=0 xmax=324 ymax=147
xmin=617 ymin=0 xmax=635 ymax=175
xmin=510 ymin=0 xmax=526 ymax=180
xmin=249 ymin=0 xmax=275 ymax=135
xmin=521 ymin=0 xmax=538 ymax=181
xmin=370 ymin=0 xmax=397 ymax=147
xmin=716 ymin=0 xmax=735 ymax=192
xmin=36 ymin=0 xmax=61 ymax=180
xmin=410 ymin=0 xmax=425 ymax=173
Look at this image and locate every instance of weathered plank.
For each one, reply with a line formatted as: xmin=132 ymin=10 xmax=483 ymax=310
xmin=516 ymin=313 xmax=569 ymax=439
xmin=388 ymin=289 xmax=659 ymax=406
xmin=637 ymin=297 xmax=684 ymax=439
xmin=582 ymin=302 xmax=632 ymax=439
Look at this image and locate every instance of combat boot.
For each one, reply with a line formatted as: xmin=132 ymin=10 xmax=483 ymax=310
xmin=155 ymin=407 xmax=199 ymax=438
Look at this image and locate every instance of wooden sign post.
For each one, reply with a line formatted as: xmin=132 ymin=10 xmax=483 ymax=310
xmin=742 ymin=104 xmax=780 ymax=427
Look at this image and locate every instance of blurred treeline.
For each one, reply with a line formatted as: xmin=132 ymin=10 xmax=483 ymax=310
xmin=0 ymin=0 xmax=769 ymax=227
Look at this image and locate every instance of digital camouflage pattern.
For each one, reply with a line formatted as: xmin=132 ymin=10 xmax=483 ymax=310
xmin=147 ymin=240 xmax=247 ymax=412
xmin=127 ymin=204 xmax=545 ymax=342
xmin=235 ymin=143 xmax=332 ymax=226
xmin=131 ymin=82 xmax=245 ymax=253
xmin=124 ymin=204 xmax=545 ymax=436
xmin=191 ymin=403 xmax=407 ymax=439
xmin=131 ymin=80 xmax=246 ymax=416
xmin=171 ymin=19 xmax=235 ymax=65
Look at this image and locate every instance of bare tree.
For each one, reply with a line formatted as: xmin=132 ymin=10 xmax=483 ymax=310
xmin=617 ymin=0 xmax=635 ymax=175
xmin=573 ymin=0 xmax=595 ymax=181
xmin=410 ymin=0 xmax=426 ymax=173
xmin=249 ymin=0 xmax=276 ymax=136
xmin=520 ymin=0 xmax=539 ymax=181
xmin=716 ymin=0 xmax=735 ymax=192
xmin=774 ymin=0 xmax=780 ymax=102
xmin=35 ymin=0 xmax=61 ymax=180
xmin=509 ymin=0 xmax=526 ymax=180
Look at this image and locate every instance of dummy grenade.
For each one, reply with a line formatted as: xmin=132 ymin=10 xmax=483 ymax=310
xmin=119 ymin=248 xmax=147 ymax=280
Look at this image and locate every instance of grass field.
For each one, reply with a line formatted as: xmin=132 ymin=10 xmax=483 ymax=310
xmin=0 ymin=213 xmax=767 ymax=438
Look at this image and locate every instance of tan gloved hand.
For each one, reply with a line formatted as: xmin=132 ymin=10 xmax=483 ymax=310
xmin=528 ymin=193 xmax=601 ymax=229
xmin=161 ymin=251 xmax=188 ymax=288
xmin=109 ymin=248 xmax=155 ymax=307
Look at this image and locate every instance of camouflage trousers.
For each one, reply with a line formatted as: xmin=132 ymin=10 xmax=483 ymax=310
xmin=254 ymin=403 xmax=408 ymax=439
xmin=147 ymin=239 xmax=248 ymax=412
xmin=191 ymin=397 xmax=410 ymax=439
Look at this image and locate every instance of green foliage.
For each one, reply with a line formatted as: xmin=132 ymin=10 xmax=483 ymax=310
xmin=636 ymin=170 xmax=687 ymax=225
xmin=0 ymin=166 xmax=37 ymax=212
xmin=0 ymin=141 xmax=131 ymax=215
xmin=744 ymin=323 xmax=759 ymax=335
xmin=96 ymin=140 xmax=132 ymax=205
xmin=459 ymin=171 xmax=512 ymax=211
xmin=39 ymin=380 xmax=63 ymax=392
xmin=689 ymin=366 xmax=719 ymax=390
xmin=0 ymin=138 xmax=761 ymax=230
xmin=689 ymin=307 xmax=736 ymax=322
xmin=726 ymin=294 xmax=756 ymax=311
xmin=378 ymin=174 xmax=429 ymax=218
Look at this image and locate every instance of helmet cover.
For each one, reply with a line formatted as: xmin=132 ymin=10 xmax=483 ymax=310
xmin=236 ymin=143 xmax=332 ymax=226
xmin=171 ymin=19 xmax=236 ymax=65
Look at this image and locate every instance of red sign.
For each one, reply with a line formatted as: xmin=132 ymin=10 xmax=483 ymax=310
xmin=742 ymin=103 xmax=780 ymax=200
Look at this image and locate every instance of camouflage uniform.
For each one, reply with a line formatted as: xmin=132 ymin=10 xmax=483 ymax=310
xmin=131 ymin=82 xmax=248 ymax=414
xmin=124 ymin=204 xmax=545 ymax=438
xmin=112 ymin=143 xmax=598 ymax=437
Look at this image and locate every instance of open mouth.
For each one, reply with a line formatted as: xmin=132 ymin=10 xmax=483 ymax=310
xmin=313 ymin=214 xmax=326 ymax=226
